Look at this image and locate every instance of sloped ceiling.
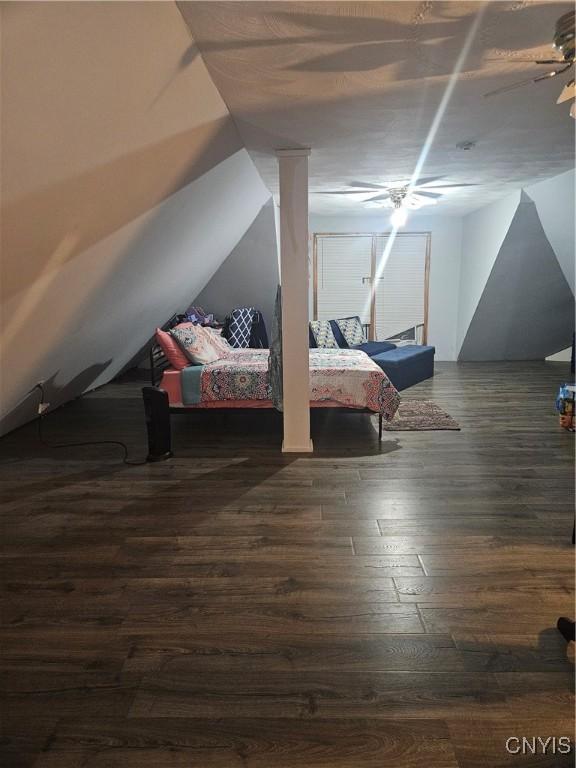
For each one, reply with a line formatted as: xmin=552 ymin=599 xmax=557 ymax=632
xmin=0 ymin=1 xmax=270 ymax=435
xmin=180 ymin=1 xmax=575 ymax=215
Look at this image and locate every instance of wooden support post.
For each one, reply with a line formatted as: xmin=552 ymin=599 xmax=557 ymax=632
xmin=276 ymin=148 xmax=313 ymax=453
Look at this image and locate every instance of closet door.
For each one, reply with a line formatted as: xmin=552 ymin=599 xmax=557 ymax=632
xmin=314 ymin=235 xmax=373 ymax=325
xmin=373 ymin=233 xmax=429 ymax=342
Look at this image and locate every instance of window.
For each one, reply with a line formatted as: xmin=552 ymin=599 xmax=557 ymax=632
xmin=312 ymin=232 xmax=430 ymax=343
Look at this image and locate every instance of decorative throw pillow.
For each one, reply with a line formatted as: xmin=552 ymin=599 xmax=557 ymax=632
xmin=226 ymin=307 xmax=255 ymax=348
xmin=169 ymin=324 xmax=221 ymax=365
xmin=309 ymin=320 xmax=339 ymax=349
xmin=204 ymin=327 xmax=233 ymax=358
xmin=155 ymin=327 xmax=190 ymax=370
xmin=336 ymin=316 xmax=365 ymax=347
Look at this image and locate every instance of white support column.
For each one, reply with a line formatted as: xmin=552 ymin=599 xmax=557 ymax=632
xmin=276 ymin=148 xmax=312 ymax=453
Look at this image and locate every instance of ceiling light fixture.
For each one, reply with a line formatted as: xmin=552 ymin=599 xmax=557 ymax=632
xmin=390 ymin=189 xmax=408 ymax=228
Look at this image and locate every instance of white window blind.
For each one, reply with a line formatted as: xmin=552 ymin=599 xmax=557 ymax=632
xmin=374 ymin=233 xmax=428 ymax=341
xmin=316 ymin=235 xmax=372 ymax=324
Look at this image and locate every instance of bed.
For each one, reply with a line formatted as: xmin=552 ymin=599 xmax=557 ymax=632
xmin=143 ymin=335 xmax=400 ymax=460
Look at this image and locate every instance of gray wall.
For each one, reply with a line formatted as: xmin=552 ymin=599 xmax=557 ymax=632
xmin=459 ymin=191 xmax=574 ymax=361
xmin=195 ymin=199 xmax=279 ymax=333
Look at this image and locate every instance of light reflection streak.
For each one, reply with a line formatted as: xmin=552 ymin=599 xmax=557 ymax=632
xmin=361 ymin=5 xmax=487 ymax=330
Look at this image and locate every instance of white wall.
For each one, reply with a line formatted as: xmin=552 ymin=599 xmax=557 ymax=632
xmin=309 ymin=213 xmax=463 ymax=361
xmin=0 ymin=1 xmax=270 ymax=435
xmin=195 ymin=199 xmax=279 ymax=332
xmin=524 ymin=170 xmax=575 ymax=293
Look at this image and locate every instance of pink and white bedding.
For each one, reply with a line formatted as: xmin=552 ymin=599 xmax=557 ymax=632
xmin=160 ymin=348 xmax=400 ymax=419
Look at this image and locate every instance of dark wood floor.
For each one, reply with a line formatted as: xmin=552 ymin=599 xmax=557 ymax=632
xmin=1 ymin=362 xmax=574 ymax=768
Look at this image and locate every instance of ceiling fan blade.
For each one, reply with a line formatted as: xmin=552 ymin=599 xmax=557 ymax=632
xmin=385 ymin=176 xmax=445 ymax=188
xmin=410 ymin=194 xmax=437 ymax=206
xmin=532 ymin=65 xmax=573 ymax=84
xmin=557 ymin=78 xmax=575 ymax=103
xmin=365 ymin=192 xmax=391 ymax=202
xmin=484 ymin=73 xmax=552 ymax=98
xmin=424 ymin=183 xmax=478 ymax=190
xmin=347 ymin=181 xmax=387 ymax=190
xmin=485 ymin=58 xmax=565 ymax=64
xmin=484 ymin=63 xmax=573 ymax=98
xmin=410 ymin=176 xmax=446 ymax=187
xmin=318 ymin=190 xmax=376 ymax=196
xmin=413 ymin=191 xmax=443 ymax=200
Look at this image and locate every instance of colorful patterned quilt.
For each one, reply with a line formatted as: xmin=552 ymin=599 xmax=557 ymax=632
xmin=201 ymin=350 xmax=270 ymax=403
xmin=308 ymin=349 xmax=400 ymax=419
xmin=194 ymin=348 xmax=400 ymax=419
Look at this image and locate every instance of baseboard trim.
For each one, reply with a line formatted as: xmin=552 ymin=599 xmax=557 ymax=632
xmin=282 ymin=439 xmax=314 ymax=453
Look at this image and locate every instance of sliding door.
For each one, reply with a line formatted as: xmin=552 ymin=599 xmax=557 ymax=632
xmin=313 ymin=232 xmax=430 ymax=342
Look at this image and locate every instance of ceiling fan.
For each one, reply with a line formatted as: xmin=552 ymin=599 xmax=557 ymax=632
xmin=484 ymin=10 xmax=575 ymax=116
xmin=318 ymin=176 xmax=476 ymax=210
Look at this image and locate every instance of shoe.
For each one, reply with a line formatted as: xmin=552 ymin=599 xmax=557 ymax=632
xmin=557 ymin=616 xmax=575 ymax=642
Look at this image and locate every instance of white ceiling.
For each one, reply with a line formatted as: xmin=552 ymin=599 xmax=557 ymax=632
xmin=179 ymin=1 xmax=575 ymax=216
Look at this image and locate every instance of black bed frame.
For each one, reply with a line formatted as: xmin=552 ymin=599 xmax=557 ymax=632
xmin=142 ymin=316 xmax=383 ymax=461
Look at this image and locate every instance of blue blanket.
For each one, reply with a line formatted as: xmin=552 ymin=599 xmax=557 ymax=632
xmin=180 ymin=365 xmax=203 ymax=405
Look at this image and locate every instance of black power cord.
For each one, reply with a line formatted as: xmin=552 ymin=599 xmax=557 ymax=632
xmin=35 ymin=383 xmax=147 ymax=466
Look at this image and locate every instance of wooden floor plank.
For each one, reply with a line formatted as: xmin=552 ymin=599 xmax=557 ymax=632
xmin=120 ymin=632 xmax=468 ymax=675
xmin=31 ymin=718 xmax=459 ymax=768
xmin=419 ymin=606 xmax=575 ymax=634
xmin=121 ymin=600 xmax=423 ymax=635
xmin=128 ymin=670 xmax=509 ymax=720
xmin=452 ymin=630 xmax=576 ymax=672
xmin=394 ymin=575 xmax=572 ymax=606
